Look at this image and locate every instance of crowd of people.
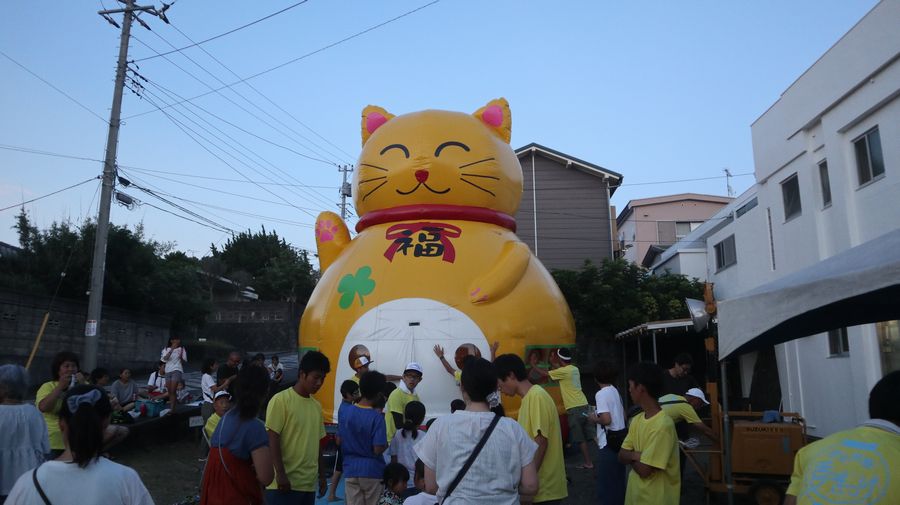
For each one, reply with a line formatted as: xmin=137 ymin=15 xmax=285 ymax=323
xmin=0 ymin=341 xmax=897 ymax=505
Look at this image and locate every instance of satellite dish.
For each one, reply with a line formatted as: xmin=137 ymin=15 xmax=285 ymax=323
xmin=686 ymin=298 xmax=709 ymax=332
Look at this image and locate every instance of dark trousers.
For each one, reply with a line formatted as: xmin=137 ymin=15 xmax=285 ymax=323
xmin=595 ymin=445 xmax=626 ymax=505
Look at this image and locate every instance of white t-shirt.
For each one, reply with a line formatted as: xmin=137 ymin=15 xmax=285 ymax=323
xmin=267 ymin=362 xmax=284 ymax=381
xmin=594 ymin=385 xmax=626 ymax=449
xmin=388 ymin=429 xmax=427 ymax=487
xmin=201 ymin=373 xmax=216 ymax=403
xmin=403 ymin=491 xmax=438 ymax=505
xmin=160 ymin=347 xmax=186 ymax=373
xmin=414 ymin=411 xmax=537 ymax=505
xmin=5 ymin=458 xmax=154 ymax=505
xmin=147 ymin=372 xmax=167 ymax=394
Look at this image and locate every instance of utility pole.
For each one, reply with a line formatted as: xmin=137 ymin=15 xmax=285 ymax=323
xmin=724 ymin=168 xmax=735 ymax=198
xmin=338 ymin=165 xmax=353 ymax=220
xmin=84 ymin=0 xmax=161 ymax=371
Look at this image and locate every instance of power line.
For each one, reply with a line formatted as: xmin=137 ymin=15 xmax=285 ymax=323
xmin=132 ymin=79 xmax=338 ymax=211
xmin=0 ymin=177 xmax=100 ymax=213
xmin=123 ymin=0 xmax=441 ymax=120
xmin=141 ymin=201 xmax=232 ymax=234
xmin=133 ymin=1 xmax=311 ymax=62
xmin=0 ymin=51 xmax=108 ymax=124
xmin=130 ymin=35 xmax=345 ymax=165
xmin=615 ymin=173 xmax=753 ymax=187
xmin=164 ymin=21 xmax=356 ymax=161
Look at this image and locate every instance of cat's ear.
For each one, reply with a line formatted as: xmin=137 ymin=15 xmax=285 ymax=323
xmin=473 ymin=98 xmax=512 ymax=144
xmin=361 ymin=105 xmax=395 ymax=146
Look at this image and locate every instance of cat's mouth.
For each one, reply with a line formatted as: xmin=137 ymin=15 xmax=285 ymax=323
xmin=396 ymin=182 xmax=451 ymax=195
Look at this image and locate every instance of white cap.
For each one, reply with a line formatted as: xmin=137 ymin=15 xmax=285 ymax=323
xmin=685 ymin=388 xmax=709 ymax=405
xmin=353 ymin=356 xmax=373 ymax=370
xmin=404 ymin=362 xmax=424 ymax=375
xmin=213 ymin=390 xmax=231 ymax=400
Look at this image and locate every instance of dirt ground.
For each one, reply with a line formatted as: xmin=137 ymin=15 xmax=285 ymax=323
xmin=112 ymin=422 xmax=741 ymax=505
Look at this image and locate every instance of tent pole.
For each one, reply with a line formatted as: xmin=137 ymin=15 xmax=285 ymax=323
xmin=652 ymin=331 xmax=658 ymax=364
xmin=721 ymin=359 xmax=734 ymax=505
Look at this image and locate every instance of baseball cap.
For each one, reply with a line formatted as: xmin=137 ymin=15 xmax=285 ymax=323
xmin=353 ymin=356 xmax=374 ymax=370
xmin=404 ymin=362 xmax=423 ymax=375
xmin=685 ymin=388 xmax=710 ymax=405
xmin=213 ymin=391 xmax=231 ymax=400
xmin=556 ymin=348 xmax=573 ymax=361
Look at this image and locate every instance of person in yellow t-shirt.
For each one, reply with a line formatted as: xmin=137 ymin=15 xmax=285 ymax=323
xmin=619 ymin=362 xmax=680 ymax=505
xmin=204 ymin=390 xmax=232 ymax=440
xmin=659 ymin=388 xmax=717 ymax=442
xmin=385 ymin=363 xmax=423 ymax=442
xmin=532 ymin=347 xmax=594 ymax=470
xmin=36 ymin=351 xmax=87 ymax=456
xmin=265 ymin=351 xmax=330 ymax=504
xmin=785 ymin=370 xmax=900 ymax=505
xmin=496 ymin=354 xmax=567 ymax=504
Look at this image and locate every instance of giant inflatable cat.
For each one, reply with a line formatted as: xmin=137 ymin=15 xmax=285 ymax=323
xmin=301 ymin=98 xmax=575 ymax=421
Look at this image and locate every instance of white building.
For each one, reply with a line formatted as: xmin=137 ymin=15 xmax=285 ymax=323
xmin=651 ymin=0 xmax=900 ymax=438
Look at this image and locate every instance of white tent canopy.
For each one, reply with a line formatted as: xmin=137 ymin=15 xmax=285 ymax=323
xmin=717 ymin=228 xmax=900 ymax=359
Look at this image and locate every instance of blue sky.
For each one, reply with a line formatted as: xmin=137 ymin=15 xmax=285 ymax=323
xmin=0 ymin=0 xmax=880 ymax=259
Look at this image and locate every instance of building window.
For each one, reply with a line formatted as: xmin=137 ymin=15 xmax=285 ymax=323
xmin=818 ymin=160 xmax=832 ymax=207
xmin=854 ymin=126 xmax=885 ymax=186
xmin=675 ymin=222 xmax=701 ymax=241
xmin=657 ymin=221 xmax=676 ymax=245
xmin=828 ymin=327 xmax=849 ymax=356
xmin=781 ymin=173 xmax=802 ymax=221
xmin=714 ymin=235 xmax=737 ymax=271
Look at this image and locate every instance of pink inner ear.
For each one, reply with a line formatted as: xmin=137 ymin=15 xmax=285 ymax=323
xmin=482 ymin=105 xmax=504 ymax=127
xmin=366 ymin=112 xmax=387 ymax=134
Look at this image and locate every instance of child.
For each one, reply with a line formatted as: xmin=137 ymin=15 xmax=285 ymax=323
xmin=378 ymin=463 xmax=409 ymax=505
xmin=341 ymin=371 xmax=388 ymax=504
xmin=204 ymin=390 xmax=232 ymax=440
xmin=147 ymin=361 xmax=168 ymax=398
xmin=176 ymin=380 xmax=192 ymax=403
xmin=449 ymin=399 xmax=465 ymax=413
xmin=387 ymin=401 xmax=426 ymax=497
xmin=328 ymin=380 xmax=361 ymax=502
xmin=265 ymin=351 xmax=331 ymax=503
xmin=400 ymin=460 xmax=436 ymax=505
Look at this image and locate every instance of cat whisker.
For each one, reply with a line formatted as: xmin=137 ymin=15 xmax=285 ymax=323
xmin=460 ymin=173 xmax=500 ymax=180
xmin=358 ymin=176 xmax=387 ymax=184
xmin=458 ymin=157 xmax=495 ymax=169
xmin=362 ymin=180 xmax=388 ymax=200
xmin=460 ymin=178 xmax=496 ymax=197
xmin=360 ymin=163 xmax=389 ymax=172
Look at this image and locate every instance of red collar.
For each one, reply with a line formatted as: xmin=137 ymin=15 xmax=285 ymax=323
xmin=355 ymin=204 xmax=517 ymax=233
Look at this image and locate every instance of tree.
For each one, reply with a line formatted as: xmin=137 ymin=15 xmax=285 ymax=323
xmin=1 ymin=210 xmax=210 ymax=332
xmin=211 ymin=227 xmax=317 ymax=302
xmin=551 ymin=258 xmax=704 ymax=360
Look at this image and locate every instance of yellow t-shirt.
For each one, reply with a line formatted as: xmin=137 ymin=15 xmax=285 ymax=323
xmin=384 ymin=388 xmax=418 ymax=442
xmin=204 ymin=412 xmax=221 ymax=440
xmin=659 ymin=394 xmax=701 ymax=424
xmin=265 ymin=389 xmax=326 ymax=492
xmin=36 ymin=381 xmax=63 ymax=450
xmin=453 ymin=369 xmax=462 ymax=386
xmin=787 ymin=424 xmax=900 ymax=505
xmin=351 ymin=374 xmax=360 ymax=384
xmin=621 ymin=410 xmax=680 ymax=505
xmin=518 ymin=385 xmax=567 ymax=502
xmin=548 ymin=365 xmax=588 ymax=410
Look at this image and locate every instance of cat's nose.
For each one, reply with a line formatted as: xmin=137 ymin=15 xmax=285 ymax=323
xmin=415 ymin=169 xmax=429 ymax=183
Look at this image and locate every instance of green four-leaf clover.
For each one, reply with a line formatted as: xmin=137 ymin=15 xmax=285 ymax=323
xmin=338 ymin=266 xmax=376 ymax=309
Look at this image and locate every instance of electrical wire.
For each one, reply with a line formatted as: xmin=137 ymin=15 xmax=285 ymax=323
xmin=0 ymin=177 xmax=101 ymax=213
xmin=121 ymin=165 xmax=336 ymax=189
xmin=133 ymin=1 xmax=311 ymax=62
xmin=0 ymin=51 xmax=108 ymax=124
xmin=123 ymin=0 xmax=441 ymax=120
xmin=165 ymin=21 xmax=356 ymax=161
xmin=131 ymin=35 xmax=345 ymax=165
xmin=133 ymin=80 xmax=338 ymax=211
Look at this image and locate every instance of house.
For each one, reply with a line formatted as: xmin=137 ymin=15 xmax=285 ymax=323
xmin=616 ymin=193 xmax=732 ymax=266
xmin=650 ymin=0 xmax=900 ymax=437
xmin=514 ymin=143 xmax=623 ymax=270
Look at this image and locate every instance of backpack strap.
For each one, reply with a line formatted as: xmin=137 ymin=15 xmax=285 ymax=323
xmin=441 ymin=414 xmax=501 ymax=503
xmin=32 ymin=466 xmax=53 ymax=505
xmin=659 ymin=399 xmax=689 ymax=406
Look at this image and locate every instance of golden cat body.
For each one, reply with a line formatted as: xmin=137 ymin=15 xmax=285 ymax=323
xmin=301 ymin=99 xmax=575 ymax=420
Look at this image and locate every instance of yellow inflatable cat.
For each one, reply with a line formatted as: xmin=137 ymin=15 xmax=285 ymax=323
xmin=301 ymin=98 xmax=575 ymax=421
